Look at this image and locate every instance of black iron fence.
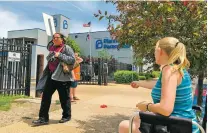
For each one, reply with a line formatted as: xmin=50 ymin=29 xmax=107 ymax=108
xmin=78 ymin=57 xmax=132 ymax=85
xmin=0 ymin=38 xmax=32 ymax=96
xmin=79 ymin=58 xmax=106 ymax=85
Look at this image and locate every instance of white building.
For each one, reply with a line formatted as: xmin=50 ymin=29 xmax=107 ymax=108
xmin=7 ymin=14 xmax=134 ymax=79
xmin=69 ymin=31 xmax=133 ymax=64
xmin=8 ymin=28 xmax=49 ymax=80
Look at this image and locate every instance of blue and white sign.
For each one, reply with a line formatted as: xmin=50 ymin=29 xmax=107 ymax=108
xmin=95 ymin=38 xmax=130 ymax=49
xmin=96 ymin=40 xmax=103 ymax=49
xmin=63 ymin=20 xmax=68 ymax=29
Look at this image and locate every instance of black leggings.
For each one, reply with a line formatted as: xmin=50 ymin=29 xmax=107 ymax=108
xmin=39 ymin=74 xmax=71 ymax=120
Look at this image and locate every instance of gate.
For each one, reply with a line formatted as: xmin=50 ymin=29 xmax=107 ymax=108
xmin=0 ymin=38 xmax=32 ymax=96
xmin=78 ymin=57 xmax=132 ymax=85
xmin=78 ymin=58 xmax=107 ymax=85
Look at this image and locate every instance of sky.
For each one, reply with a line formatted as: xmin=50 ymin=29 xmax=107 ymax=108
xmin=0 ymin=1 xmax=118 ymax=38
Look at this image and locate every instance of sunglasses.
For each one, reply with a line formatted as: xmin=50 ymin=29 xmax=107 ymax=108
xmin=53 ymin=37 xmax=61 ymax=39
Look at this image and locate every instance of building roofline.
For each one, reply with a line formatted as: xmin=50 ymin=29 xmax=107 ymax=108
xmin=69 ymin=30 xmax=108 ymax=35
xmin=8 ymin=28 xmax=46 ymax=32
xmin=8 ymin=28 xmax=108 ymax=36
xmin=7 ymin=37 xmax=37 ymax=39
xmin=53 ymin=14 xmax=70 ymax=20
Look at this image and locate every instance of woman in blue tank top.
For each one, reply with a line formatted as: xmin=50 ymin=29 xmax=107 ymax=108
xmin=119 ymin=37 xmax=199 ymax=133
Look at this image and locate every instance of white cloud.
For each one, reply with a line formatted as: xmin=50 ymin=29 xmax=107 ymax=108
xmin=42 ymin=3 xmax=77 ymax=13
xmin=0 ymin=7 xmax=107 ymax=38
xmin=76 ymin=1 xmax=98 ymax=13
xmin=67 ymin=1 xmax=99 ymax=17
xmin=0 ymin=8 xmax=45 ymax=38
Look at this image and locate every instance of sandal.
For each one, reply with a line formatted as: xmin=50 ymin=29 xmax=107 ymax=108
xmin=70 ymin=98 xmax=76 ymax=102
xmin=73 ymin=96 xmax=80 ymax=100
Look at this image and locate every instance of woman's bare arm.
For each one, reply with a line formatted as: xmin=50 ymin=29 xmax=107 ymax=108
xmin=139 ymin=80 xmax=157 ymax=89
xmin=148 ymin=66 xmax=178 ymax=116
xmin=131 ymin=80 xmax=157 ymax=89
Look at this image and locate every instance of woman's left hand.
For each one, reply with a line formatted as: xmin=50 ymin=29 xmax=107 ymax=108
xmin=55 ymin=52 xmax=60 ymax=57
xmin=136 ymin=101 xmax=148 ymax=111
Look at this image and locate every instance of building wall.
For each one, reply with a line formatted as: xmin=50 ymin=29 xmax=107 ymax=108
xmin=8 ymin=29 xmax=39 ymax=39
xmin=33 ymin=29 xmax=49 ymax=79
xmin=69 ymin=31 xmax=133 ymax=64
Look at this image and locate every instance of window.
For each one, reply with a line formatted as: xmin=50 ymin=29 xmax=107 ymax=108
xmin=25 ymin=41 xmax=34 ymax=44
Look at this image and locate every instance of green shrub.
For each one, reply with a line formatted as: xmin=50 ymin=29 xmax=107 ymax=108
xmin=152 ymin=71 xmax=161 ymax=78
xmin=114 ymin=70 xmax=139 ymax=84
xmin=139 ymin=76 xmax=146 ymax=80
xmin=138 ymin=71 xmax=160 ymax=80
xmin=144 ymin=72 xmax=153 ymax=80
xmin=138 ymin=72 xmax=145 ymax=76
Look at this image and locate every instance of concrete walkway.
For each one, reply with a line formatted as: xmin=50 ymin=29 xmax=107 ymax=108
xmin=0 ymin=83 xmax=152 ymax=133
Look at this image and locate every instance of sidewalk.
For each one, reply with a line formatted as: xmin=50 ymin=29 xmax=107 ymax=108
xmin=0 ymin=83 xmax=152 ymax=133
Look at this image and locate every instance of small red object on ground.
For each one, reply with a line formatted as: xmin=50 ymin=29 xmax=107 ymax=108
xmin=100 ymin=104 xmax=107 ymax=108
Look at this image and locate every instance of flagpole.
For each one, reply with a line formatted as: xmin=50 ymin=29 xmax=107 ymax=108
xmin=89 ymin=26 xmax=92 ymax=65
xmin=89 ymin=24 xmax=92 ymax=78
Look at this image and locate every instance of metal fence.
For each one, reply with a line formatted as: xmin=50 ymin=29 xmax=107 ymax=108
xmin=0 ymin=38 xmax=32 ymax=96
xmin=78 ymin=58 xmax=106 ymax=85
xmin=78 ymin=57 xmax=132 ymax=85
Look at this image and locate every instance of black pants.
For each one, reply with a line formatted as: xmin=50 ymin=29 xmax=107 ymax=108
xmin=39 ymin=74 xmax=71 ymax=120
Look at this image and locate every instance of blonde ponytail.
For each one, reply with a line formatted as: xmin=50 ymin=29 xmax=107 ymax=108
xmin=167 ymin=42 xmax=190 ymax=76
xmin=158 ymin=37 xmax=190 ymax=77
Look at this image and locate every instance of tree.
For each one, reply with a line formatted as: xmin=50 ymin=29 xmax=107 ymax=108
xmin=65 ymin=37 xmax=81 ymax=55
xmin=98 ymin=49 xmax=112 ymax=59
xmin=95 ymin=1 xmax=207 ymax=105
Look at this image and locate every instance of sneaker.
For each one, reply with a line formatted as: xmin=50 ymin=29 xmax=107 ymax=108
xmin=59 ymin=117 xmax=71 ymax=123
xmin=32 ymin=117 xmax=49 ymax=126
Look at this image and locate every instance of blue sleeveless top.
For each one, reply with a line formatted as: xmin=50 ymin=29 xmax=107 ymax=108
xmin=151 ymin=69 xmax=199 ymax=133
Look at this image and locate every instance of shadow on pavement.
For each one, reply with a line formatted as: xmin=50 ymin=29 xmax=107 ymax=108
xmin=75 ymin=113 xmax=130 ymax=133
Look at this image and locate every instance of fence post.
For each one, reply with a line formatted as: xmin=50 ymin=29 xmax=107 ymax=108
xmin=35 ymin=54 xmax=44 ymax=97
xmin=0 ymin=38 xmax=4 ymax=94
xmin=98 ymin=58 xmax=101 ymax=85
xmin=0 ymin=37 xmax=6 ymax=94
xmin=25 ymin=43 xmax=32 ymax=96
xmin=103 ymin=62 xmax=108 ymax=86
